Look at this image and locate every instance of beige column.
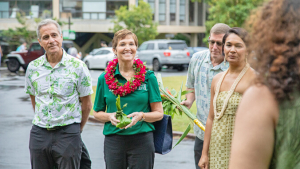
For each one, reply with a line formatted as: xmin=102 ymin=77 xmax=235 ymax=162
xmin=166 ymin=0 xmax=170 ymax=25
xmin=155 ymin=0 xmax=159 ymax=22
xmin=190 ymin=33 xmax=198 ymax=47
xmin=176 ymin=0 xmax=180 ymax=25
xmin=194 ymin=1 xmax=198 ymax=26
xmin=185 ymin=0 xmax=189 ymax=26
xmin=52 ymin=0 xmax=60 ymax=19
xmin=129 ymin=0 xmax=136 ymax=10
xmin=202 ymin=1 xmax=206 ymax=26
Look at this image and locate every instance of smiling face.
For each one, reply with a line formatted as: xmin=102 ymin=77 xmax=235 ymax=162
xmin=224 ymin=33 xmax=247 ymax=64
xmin=38 ymin=23 xmax=63 ymax=56
xmin=113 ymin=35 xmax=137 ymax=63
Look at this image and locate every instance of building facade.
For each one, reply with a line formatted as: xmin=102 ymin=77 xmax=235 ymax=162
xmin=0 ymin=0 xmax=207 ymax=55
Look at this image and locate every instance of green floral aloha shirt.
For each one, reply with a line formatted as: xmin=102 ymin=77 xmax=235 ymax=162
xmin=24 ymin=50 xmax=93 ymax=128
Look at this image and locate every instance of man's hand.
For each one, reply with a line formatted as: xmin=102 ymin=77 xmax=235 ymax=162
xmin=180 ymin=100 xmax=193 ymax=109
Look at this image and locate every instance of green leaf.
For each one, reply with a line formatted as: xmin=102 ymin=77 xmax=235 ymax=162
xmin=181 ymin=90 xmax=194 ymax=96
xmin=173 ymin=124 xmax=191 ymax=148
xmin=177 ymin=82 xmax=184 ymax=103
xmin=156 ymin=73 xmax=164 ymax=89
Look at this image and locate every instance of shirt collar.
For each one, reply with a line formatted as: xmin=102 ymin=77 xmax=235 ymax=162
xmin=114 ymin=63 xmax=121 ymax=77
xmin=41 ymin=49 xmax=68 ymax=67
xmin=206 ymin=53 xmax=229 ymax=71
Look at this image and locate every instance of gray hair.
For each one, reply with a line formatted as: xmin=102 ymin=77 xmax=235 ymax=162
xmin=36 ymin=19 xmax=62 ymax=40
xmin=210 ymin=23 xmax=230 ymax=35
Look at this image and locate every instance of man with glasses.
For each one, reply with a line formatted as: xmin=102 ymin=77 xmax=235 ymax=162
xmin=181 ymin=23 xmax=230 ymax=169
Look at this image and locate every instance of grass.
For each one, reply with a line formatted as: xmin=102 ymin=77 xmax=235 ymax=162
xmin=90 ymin=75 xmax=197 ymax=133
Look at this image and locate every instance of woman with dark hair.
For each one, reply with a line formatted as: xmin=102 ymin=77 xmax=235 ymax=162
xmin=93 ymin=29 xmax=163 ymax=169
xmin=198 ymin=27 xmax=256 ymax=169
xmin=229 ymin=0 xmax=300 ymax=169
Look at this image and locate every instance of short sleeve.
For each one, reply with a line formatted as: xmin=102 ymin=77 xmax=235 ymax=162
xmin=147 ymin=71 xmax=162 ymax=103
xmin=24 ymin=63 xmax=35 ymax=96
xmin=186 ymin=56 xmax=197 ymax=89
xmin=77 ymin=63 xmax=93 ymax=97
xmin=93 ymin=73 xmax=107 ymax=112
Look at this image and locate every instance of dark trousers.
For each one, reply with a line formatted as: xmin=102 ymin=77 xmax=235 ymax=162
xmin=29 ymin=123 xmax=84 ymax=169
xmin=104 ymin=132 xmax=155 ymax=169
xmin=194 ymin=137 xmax=204 ymax=169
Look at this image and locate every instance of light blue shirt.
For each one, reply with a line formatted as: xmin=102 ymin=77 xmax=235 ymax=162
xmin=186 ymin=50 xmax=229 ymax=140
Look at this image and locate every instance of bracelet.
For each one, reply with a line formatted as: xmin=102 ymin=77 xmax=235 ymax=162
xmin=139 ymin=112 xmax=145 ymax=122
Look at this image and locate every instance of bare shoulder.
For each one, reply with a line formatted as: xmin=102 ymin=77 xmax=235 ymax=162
xmin=212 ymin=71 xmax=225 ymax=82
xmin=243 ymin=84 xmax=279 ymax=124
xmin=246 ymin=67 xmax=257 ymax=80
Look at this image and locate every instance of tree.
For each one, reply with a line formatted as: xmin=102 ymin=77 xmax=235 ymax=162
xmin=111 ymin=0 xmax=158 ymax=45
xmin=203 ymin=0 xmax=266 ymax=44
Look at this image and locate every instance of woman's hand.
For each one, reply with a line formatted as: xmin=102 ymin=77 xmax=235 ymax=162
xmin=124 ymin=112 xmax=143 ymax=129
xmin=198 ymin=155 xmax=209 ymax=169
xmin=109 ymin=113 xmax=120 ymax=126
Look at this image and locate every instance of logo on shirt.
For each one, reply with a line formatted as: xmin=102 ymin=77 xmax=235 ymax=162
xmin=137 ymin=84 xmax=147 ymax=91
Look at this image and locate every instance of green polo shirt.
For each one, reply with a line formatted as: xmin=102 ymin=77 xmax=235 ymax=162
xmin=93 ymin=65 xmax=162 ymax=136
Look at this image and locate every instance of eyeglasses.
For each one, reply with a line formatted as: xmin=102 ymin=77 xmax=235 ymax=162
xmin=208 ymin=40 xmax=223 ymax=47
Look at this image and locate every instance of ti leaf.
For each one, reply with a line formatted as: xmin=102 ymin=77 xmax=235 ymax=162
xmin=173 ymin=124 xmax=191 ymax=148
xmin=181 ymin=90 xmax=194 ymax=96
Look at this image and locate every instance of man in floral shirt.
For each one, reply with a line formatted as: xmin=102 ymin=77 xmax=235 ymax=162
xmin=25 ymin=19 xmax=93 ymax=169
xmin=181 ymin=23 xmax=230 ymax=169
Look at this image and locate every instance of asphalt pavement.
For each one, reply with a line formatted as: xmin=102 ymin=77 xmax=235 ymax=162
xmin=0 ymin=67 xmax=196 ymax=169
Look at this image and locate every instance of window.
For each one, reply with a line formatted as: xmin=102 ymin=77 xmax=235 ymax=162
xmin=158 ymin=43 xmax=168 ymax=50
xmin=2 ymin=0 xmax=52 ymax=19
xmin=159 ymin=0 xmax=166 ymax=21
xmin=60 ymin=0 xmax=82 ymax=19
xmin=30 ymin=44 xmax=41 ymax=52
xmin=102 ymin=50 xmax=110 ymax=54
xmin=179 ymin=0 xmax=185 ymax=22
xmin=138 ymin=43 xmax=148 ymax=51
xmin=167 ymin=43 xmax=187 ymax=50
xmin=147 ymin=43 xmax=154 ymax=50
xmin=170 ymin=0 xmax=176 ymax=21
xmin=189 ymin=0 xmax=194 ymax=22
xmin=106 ymin=0 xmax=128 ymax=19
xmin=95 ymin=50 xmax=104 ymax=55
xmin=148 ymin=0 xmax=155 ymax=20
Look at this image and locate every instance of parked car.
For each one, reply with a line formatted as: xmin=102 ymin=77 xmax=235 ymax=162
xmin=137 ymin=39 xmax=190 ymax=71
xmin=187 ymin=47 xmax=209 ymax=57
xmin=5 ymin=41 xmax=74 ymax=72
xmin=83 ymin=47 xmax=114 ymax=70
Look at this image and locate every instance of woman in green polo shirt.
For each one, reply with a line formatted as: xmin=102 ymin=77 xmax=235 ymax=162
xmin=93 ymin=29 xmax=164 ymax=169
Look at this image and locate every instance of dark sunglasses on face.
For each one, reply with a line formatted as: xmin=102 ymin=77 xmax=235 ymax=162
xmin=208 ymin=40 xmax=223 ymax=46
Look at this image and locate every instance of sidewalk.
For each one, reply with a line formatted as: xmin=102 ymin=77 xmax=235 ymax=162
xmin=88 ymin=115 xmax=196 ymax=139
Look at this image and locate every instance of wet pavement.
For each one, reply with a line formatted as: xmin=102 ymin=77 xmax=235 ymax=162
xmin=0 ymin=68 xmax=195 ymax=169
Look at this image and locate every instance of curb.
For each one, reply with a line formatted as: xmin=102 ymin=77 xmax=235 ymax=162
xmin=88 ymin=115 xmax=196 ymax=139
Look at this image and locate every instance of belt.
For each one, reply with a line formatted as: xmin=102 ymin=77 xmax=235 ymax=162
xmin=46 ymin=126 xmax=64 ymax=131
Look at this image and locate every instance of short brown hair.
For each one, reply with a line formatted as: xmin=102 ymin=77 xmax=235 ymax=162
xmin=210 ymin=23 xmax=230 ymax=35
xmin=112 ymin=29 xmax=138 ymax=50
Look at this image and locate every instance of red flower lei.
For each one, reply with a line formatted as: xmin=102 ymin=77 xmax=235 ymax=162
xmin=105 ymin=58 xmax=147 ymax=96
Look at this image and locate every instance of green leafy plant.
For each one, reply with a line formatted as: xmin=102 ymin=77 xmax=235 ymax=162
xmin=115 ymin=95 xmax=131 ymax=128
xmin=156 ymin=73 xmax=205 ymax=147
